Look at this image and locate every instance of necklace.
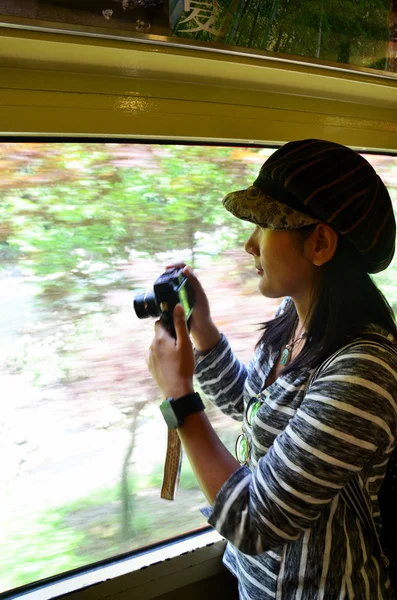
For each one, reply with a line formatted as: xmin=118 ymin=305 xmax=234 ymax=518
xmin=280 ymin=330 xmax=307 ymax=366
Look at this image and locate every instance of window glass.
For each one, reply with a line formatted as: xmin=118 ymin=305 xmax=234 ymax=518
xmin=370 ymin=153 xmax=397 ymax=311
xmin=0 ymin=143 xmax=396 ymax=594
xmin=0 ymin=2 xmax=396 ymax=75
xmin=172 ymin=0 xmax=396 ymax=75
xmin=0 ymin=0 xmax=169 ymax=35
xmin=0 ymin=142 xmax=274 ymax=592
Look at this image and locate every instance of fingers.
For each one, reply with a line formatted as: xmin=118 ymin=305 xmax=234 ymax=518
xmin=164 ymin=263 xmax=202 ymax=291
xmin=182 ymin=265 xmax=206 ymax=296
xmin=164 ymin=263 xmax=206 ymax=299
xmin=154 ymin=318 xmax=168 ymax=339
xmin=173 ymin=304 xmax=190 ymax=348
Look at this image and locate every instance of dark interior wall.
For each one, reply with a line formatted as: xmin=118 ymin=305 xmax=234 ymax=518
xmin=148 ymin=570 xmax=239 ymax=600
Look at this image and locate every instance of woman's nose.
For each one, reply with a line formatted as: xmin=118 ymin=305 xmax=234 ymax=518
xmin=244 ymin=229 xmax=259 ymax=256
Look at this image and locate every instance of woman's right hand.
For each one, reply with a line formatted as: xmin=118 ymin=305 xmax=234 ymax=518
xmin=165 ymin=263 xmax=221 ymax=353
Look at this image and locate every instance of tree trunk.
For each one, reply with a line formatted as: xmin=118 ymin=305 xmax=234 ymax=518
xmin=120 ymin=401 xmax=145 ymax=546
xmin=387 ymin=0 xmax=397 ymax=72
xmin=235 ymin=0 xmax=253 ymax=45
xmin=315 ymin=0 xmax=324 ymax=59
xmin=247 ymin=0 xmax=263 ymax=47
xmin=188 ymin=224 xmax=196 ymax=269
xmin=258 ymin=0 xmax=280 ymax=50
xmin=225 ymin=0 xmax=247 ymax=44
xmin=337 ymin=40 xmax=351 ymax=64
xmin=217 ymin=0 xmax=245 ymax=43
xmin=273 ymin=29 xmax=284 ymax=52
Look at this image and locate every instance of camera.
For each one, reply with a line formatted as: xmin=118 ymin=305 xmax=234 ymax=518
xmin=134 ymin=268 xmax=195 ymax=338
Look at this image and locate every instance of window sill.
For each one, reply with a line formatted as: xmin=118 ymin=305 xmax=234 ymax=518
xmin=8 ymin=529 xmax=226 ymax=600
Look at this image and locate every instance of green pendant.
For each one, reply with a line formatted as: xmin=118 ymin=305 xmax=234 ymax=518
xmin=281 ymin=347 xmax=291 ymax=366
xmin=247 ymin=399 xmax=261 ymax=426
xmin=251 ymin=400 xmax=261 ymax=421
xmin=236 ymin=433 xmax=250 ymax=464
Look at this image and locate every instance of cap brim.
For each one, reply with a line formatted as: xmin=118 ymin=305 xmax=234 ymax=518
xmin=222 ymin=186 xmax=321 ymax=230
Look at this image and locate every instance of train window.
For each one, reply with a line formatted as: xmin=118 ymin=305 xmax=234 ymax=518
xmin=172 ymin=0 xmax=396 ymax=75
xmin=0 ymin=141 xmax=396 ymax=595
xmin=0 ymin=141 xmax=271 ymax=594
xmin=0 ymin=2 xmax=395 ymax=76
xmin=0 ymin=1 xmax=169 ymax=36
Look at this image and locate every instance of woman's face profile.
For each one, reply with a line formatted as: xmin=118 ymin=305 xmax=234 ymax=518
xmin=244 ymin=225 xmax=316 ymax=300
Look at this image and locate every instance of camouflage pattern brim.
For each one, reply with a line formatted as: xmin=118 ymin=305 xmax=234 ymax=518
xmin=222 ymin=186 xmax=322 ymax=230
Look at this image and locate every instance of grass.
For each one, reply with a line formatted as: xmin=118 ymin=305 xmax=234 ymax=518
xmin=0 ymin=461 xmax=205 ymax=594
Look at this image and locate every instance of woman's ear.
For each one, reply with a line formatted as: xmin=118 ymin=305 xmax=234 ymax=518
xmin=305 ymin=223 xmax=338 ymax=266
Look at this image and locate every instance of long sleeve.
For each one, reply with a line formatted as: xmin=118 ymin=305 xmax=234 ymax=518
xmin=194 ymin=334 xmax=249 ymax=421
xmin=194 ymin=298 xmax=289 ymax=421
xmin=206 ymin=341 xmax=397 ymax=555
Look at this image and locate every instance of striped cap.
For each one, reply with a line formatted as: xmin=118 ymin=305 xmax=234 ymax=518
xmin=223 ymin=139 xmax=395 ymax=273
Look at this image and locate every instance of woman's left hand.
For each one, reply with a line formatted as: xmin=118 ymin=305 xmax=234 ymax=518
xmin=148 ymin=304 xmax=195 ymax=399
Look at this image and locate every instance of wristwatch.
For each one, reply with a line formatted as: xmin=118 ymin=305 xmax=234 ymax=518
xmin=160 ymin=392 xmax=205 ymax=429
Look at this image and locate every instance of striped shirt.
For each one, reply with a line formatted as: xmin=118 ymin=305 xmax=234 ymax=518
xmin=195 ymin=320 xmax=397 ymax=599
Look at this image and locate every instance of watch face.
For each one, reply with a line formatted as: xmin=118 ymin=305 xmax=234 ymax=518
xmin=160 ymin=399 xmax=179 ymax=429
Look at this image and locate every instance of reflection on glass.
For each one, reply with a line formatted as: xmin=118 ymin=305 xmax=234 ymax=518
xmin=172 ymin=0 xmax=396 ymax=74
xmin=1 ymin=1 xmax=396 ymax=75
xmin=0 ymin=0 xmax=170 ymax=35
xmin=0 ymin=143 xmax=395 ymax=593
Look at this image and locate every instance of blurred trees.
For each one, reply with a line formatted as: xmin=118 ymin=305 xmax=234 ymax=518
xmin=1 ymin=144 xmax=396 ymax=316
xmin=173 ymin=0 xmax=390 ymax=71
xmin=0 ymin=143 xmax=396 ymax=590
xmin=0 ymin=143 xmax=259 ymax=312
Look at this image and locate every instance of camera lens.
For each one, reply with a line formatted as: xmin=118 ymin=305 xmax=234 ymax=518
xmin=134 ymin=292 xmax=160 ymax=319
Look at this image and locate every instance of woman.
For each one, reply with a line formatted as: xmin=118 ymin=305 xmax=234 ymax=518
xmin=148 ymin=139 xmax=397 ymax=599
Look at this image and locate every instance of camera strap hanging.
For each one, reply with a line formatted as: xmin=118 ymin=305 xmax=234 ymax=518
xmin=161 ymin=430 xmax=182 ymax=500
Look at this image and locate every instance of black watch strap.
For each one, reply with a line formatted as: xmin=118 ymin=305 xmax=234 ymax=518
xmin=160 ymin=392 xmax=205 ymax=429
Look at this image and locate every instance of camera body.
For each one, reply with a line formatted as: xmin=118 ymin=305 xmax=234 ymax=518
xmin=134 ymin=268 xmax=195 ymax=338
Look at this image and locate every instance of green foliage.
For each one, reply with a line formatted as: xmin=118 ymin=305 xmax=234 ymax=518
xmin=0 ymin=144 xmax=262 ymax=312
xmin=0 ymin=509 xmax=86 ymax=590
xmin=173 ymin=0 xmax=390 ymax=71
xmin=1 ymin=144 xmax=396 ymax=594
xmin=0 ymin=463 xmax=203 ymax=591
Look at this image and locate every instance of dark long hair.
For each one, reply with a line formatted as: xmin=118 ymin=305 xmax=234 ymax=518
xmin=256 ymin=225 xmax=397 ymax=374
